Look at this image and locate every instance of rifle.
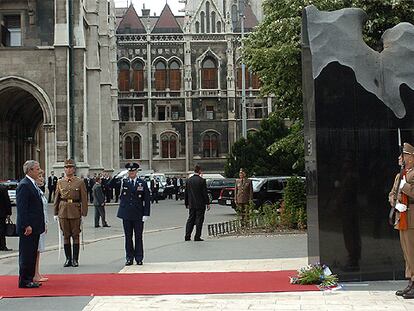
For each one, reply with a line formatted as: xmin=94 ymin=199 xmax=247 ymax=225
xmin=389 ymin=128 xmax=405 ymax=226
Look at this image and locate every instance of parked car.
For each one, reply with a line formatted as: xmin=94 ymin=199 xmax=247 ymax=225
xmin=207 ymin=178 xmax=236 ymax=203
xmin=0 ymin=179 xmax=19 ymax=206
xmin=218 ymin=176 xmax=303 ymax=209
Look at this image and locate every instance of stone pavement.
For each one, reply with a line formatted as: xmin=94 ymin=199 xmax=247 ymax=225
xmin=82 ymin=258 xmax=414 ymax=311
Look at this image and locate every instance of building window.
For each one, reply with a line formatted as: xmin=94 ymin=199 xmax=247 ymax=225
xmin=171 ymin=106 xmax=179 ymax=120
xmin=158 ymin=105 xmax=166 ymax=121
xmin=169 ymin=61 xmax=181 ymax=90
xmin=118 ymin=60 xmax=130 ymax=91
xmin=206 ymin=2 xmax=210 ymax=33
xmin=202 ymin=132 xmax=219 ymax=158
xmin=211 ymin=12 xmax=216 ymax=33
xmin=201 ymin=58 xmax=218 ymax=89
xmin=237 ymin=66 xmax=250 ymax=89
xmin=132 ymin=61 xmax=144 ymax=91
xmin=155 ymin=61 xmax=167 ymax=90
xmin=217 ymin=21 xmax=221 ymax=33
xmin=200 ymin=11 xmax=205 ymax=33
xmin=251 ymin=72 xmax=261 ymax=89
xmin=195 ymin=21 xmax=200 ymax=33
xmin=120 ymin=106 xmax=130 ymax=121
xmin=124 ymin=134 xmax=141 ymax=159
xmin=134 ymin=106 xmax=143 ymax=121
xmin=161 ymin=132 xmax=178 ymax=158
xmin=254 ymin=104 xmax=263 ymax=119
xmin=206 ymin=105 xmax=214 ymax=120
xmin=1 ymin=15 xmax=21 ymax=47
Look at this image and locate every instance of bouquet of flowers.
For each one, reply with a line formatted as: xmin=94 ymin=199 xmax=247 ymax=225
xmin=290 ymin=263 xmax=338 ymax=288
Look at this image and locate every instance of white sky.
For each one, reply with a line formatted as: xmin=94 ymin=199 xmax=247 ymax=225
xmin=114 ymin=0 xmax=184 ymax=16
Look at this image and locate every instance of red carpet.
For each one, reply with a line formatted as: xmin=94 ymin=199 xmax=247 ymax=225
xmin=0 ymin=271 xmax=318 ymax=298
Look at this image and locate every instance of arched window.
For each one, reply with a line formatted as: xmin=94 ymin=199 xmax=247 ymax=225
xmin=251 ymin=72 xmax=261 ymax=89
xmin=118 ymin=60 xmax=130 ymax=91
xmin=217 ymin=21 xmax=221 ymax=33
xmin=132 ymin=61 xmax=144 ymax=91
xmin=211 ymin=11 xmax=216 ymax=33
xmin=161 ymin=132 xmax=178 ymax=158
xmin=237 ymin=64 xmax=250 ymax=89
xmin=206 ymin=2 xmax=210 ymax=33
xmin=124 ymin=134 xmax=141 ymax=159
xmin=201 ymin=57 xmax=218 ymax=89
xmin=202 ymin=132 xmax=219 ymax=158
xmin=200 ymin=12 xmax=205 ymax=33
xmin=169 ymin=60 xmax=181 ymax=90
xmin=155 ymin=61 xmax=167 ymax=90
xmin=195 ymin=21 xmax=200 ymax=33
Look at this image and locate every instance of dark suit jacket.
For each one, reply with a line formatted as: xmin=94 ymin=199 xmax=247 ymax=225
xmin=92 ymin=183 xmax=105 ymax=207
xmin=185 ymin=174 xmax=209 ymax=209
xmin=47 ymin=175 xmax=58 ymax=189
xmin=0 ymin=185 xmax=12 ymax=217
xmin=16 ymin=177 xmax=45 ymax=236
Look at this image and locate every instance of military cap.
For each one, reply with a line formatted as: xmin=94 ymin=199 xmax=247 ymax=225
xmin=239 ymin=168 xmax=246 ymax=173
xmin=125 ymin=162 xmax=139 ymax=171
xmin=403 ymin=143 xmax=414 ymax=155
xmin=64 ymin=159 xmax=76 ymax=167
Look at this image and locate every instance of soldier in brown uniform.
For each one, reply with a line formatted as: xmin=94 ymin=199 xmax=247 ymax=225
xmin=54 ymin=159 xmax=88 ymax=267
xmin=389 ymin=143 xmax=414 ymax=299
xmin=234 ymin=168 xmax=253 ymax=227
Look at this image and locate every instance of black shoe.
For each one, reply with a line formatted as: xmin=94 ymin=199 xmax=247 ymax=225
xmin=103 ymin=224 xmax=111 ymax=227
xmin=94 ymin=225 xmax=101 ymax=228
xmin=185 ymin=237 xmax=191 ymax=241
xmin=19 ymin=282 xmax=41 ymax=288
xmin=0 ymin=247 xmax=12 ymax=251
xmin=136 ymin=261 xmax=143 ymax=265
xmin=125 ymin=260 xmax=133 ymax=266
xmin=72 ymin=259 xmax=79 ymax=267
xmin=64 ymin=259 xmax=72 ymax=267
xmin=194 ymin=238 xmax=204 ymax=241
xmin=396 ymin=281 xmax=413 ymax=296
xmin=403 ymin=287 xmax=414 ymax=299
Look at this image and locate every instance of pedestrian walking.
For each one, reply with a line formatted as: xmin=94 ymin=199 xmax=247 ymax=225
xmin=184 ymin=165 xmax=210 ymax=241
xmin=0 ymin=182 xmax=12 ymax=251
xmin=34 ymin=170 xmax=48 ymax=283
xmin=389 ymin=143 xmax=414 ymax=299
xmin=16 ymin=160 xmax=45 ymax=288
xmin=54 ymin=159 xmax=88 ymax=267
xmin=117 ymin=162 xmax=150 ymax=266
xmin=234 ymin=168 xmax=253 ymax=227
xmin=92 ymin=177 xmax=110 ymax=228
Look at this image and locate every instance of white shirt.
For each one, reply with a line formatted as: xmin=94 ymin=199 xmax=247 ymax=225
xmin=26 ymin=174 xmax=37 ymax=188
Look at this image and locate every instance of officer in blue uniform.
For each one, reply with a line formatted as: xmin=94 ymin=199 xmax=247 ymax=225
xmin=117 ymin=162 xmax=151 ymax=266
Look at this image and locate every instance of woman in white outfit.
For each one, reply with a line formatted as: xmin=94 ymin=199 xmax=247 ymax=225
xmin=34 ymin=170 xmax=48 ymax=282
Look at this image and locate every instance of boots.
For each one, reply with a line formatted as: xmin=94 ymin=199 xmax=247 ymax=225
xmin=396 ymin=280 xmax=413 ymax=296
xmin=72 ymin=243 xmax=80 ymax=267
xmin=63 ymin=244 xmax=72 ymax=267
xmin=403 ymin=280 xmax=414 ymax=299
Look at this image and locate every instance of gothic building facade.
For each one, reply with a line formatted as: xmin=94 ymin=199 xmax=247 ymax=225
xmin=0 ymin=0 xmax=119 ymax=179
xmin=116 ymin=0 xmax=272 ymax=175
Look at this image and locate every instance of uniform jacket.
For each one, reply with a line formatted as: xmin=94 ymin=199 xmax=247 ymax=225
xmin=185 ymin=174 xmax=209 ymax=209
xmin=235 ymin=178 xmax=253 ymax=205
xmin=0 ymin=185 xmax=12 ymax=217
xmin=47 ymin=175 xmax=58 ymax=190
xmin=117 ymin=178 xmax=150 ymax=220
xmin=16 ymin=177 xmax=45 ymax=235
xmin=92 ymin=183 xmax=105 ymax=207
xmin=389 ymin=168 xmax=414 ymax=229
xmin=54 ymin=176 xmax=88 ymax=219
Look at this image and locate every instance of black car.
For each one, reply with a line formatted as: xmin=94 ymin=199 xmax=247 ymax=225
xmin=218 ymin=176 xmax=303 ymax=209
xmin=207 ymin=178 xmax=236 ymax=203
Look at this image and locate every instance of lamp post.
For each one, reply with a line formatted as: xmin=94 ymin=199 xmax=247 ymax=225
xmin=239 ymin=0 xmax=247 ymax=139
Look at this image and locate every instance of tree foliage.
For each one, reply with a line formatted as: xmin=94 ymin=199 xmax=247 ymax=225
xmin=244 ymin=0 xmax=414 ymax=120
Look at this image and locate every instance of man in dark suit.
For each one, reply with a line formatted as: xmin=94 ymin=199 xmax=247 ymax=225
xmin=47 ymin=171 xmax=58 ymax=203
xmin=0 ymin=183 xmax=12 ymax=251
xmin=117 ymin=162 xmax=151 ymax=266
xmin=185 ymin=165 xmax=210 ymax=241
xmin=16 ymin=160 xmax=45 ymax=288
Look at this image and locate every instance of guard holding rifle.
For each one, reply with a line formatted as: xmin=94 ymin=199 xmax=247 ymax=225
xmin=389 ymin=143 xmax=414 ymax=299
xmin=54 ymin=159 xmax=88 ymax=267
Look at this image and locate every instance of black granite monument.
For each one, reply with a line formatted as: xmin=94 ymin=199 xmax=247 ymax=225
xmin=302 ymin=5 xmax=414 ymax=281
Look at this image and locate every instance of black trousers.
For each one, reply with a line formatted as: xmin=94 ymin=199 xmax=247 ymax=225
xmin=94 ymin=205 xmax=107 ymax=226
xmin=122 ymin=219 xmax=144 ymax=262
xmin=185 ymin=207 xmax=206 ymax=240
xmin=47 ymin=187 xmax=55 ymax=203
xmin=0 ymin=217 xmax=7 ymax=249
xmin=18 ymin=234 xmax=39 ymax=286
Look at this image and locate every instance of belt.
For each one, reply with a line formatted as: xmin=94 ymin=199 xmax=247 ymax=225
xmin=61 ymin=199 xmax=79 ymax=203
